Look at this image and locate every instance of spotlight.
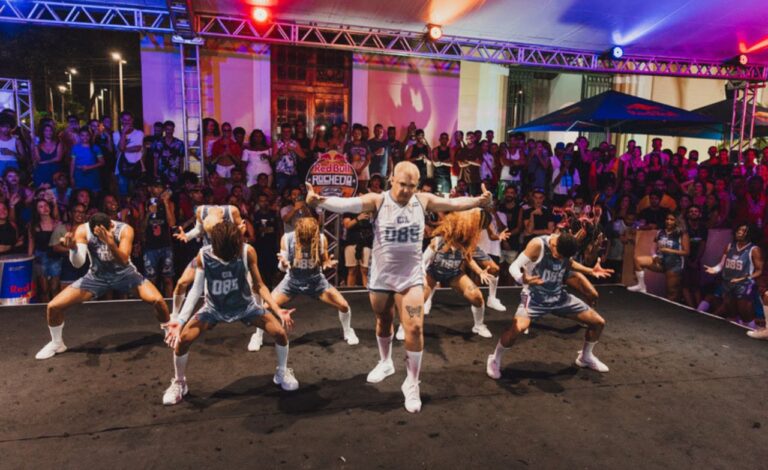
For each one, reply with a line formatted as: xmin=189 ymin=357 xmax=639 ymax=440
xmin=426 ymin=24 xmax=443 ymax=41
xmin=610 ymin=46 xmax=624 ymax=60
xmin=252 ymin=6 xmax=269 ymax=23
xmin=725 ymin=54 xmax=749 ymax=66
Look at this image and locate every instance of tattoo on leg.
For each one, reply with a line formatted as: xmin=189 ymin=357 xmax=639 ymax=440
xmin=406 ymin=306 xmax=422 ymax=318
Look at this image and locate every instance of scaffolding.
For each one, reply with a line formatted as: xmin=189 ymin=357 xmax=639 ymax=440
xmin=0 ymin=78 xmax=35 ymax=138
xmin=728 ymin=81 xmax=766 ymax=162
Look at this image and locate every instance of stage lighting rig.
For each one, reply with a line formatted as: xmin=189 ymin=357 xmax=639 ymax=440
xmin=252 ymin=6 xmax=269 ymax=23
xmin=724 ymin=54 xmax=749 ymax=66
xmin=426 ymin=24 xmax=443 ymax=41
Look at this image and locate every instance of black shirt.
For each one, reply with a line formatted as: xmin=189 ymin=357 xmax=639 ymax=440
xmin=522 ymin=206 xmax=553 ymax=244
xmin=639 ymin=206 xmax=670 ymax=229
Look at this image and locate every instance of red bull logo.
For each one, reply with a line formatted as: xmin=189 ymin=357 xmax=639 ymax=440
xmin=626 ymin=103 xmax=678 ymax=118
xmin=306 ymin=151 xmax=358 ymax=198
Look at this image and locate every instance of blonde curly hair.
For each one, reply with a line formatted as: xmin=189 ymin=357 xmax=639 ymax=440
xmin=294 ymin=217 xmax=321 ymax=267
xmin=431 ymin=209 xmax=483 ymax=262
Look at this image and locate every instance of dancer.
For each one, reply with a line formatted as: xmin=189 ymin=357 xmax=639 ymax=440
xmin=422 ymin=209 xmax=494 ymax=337
xmin=705 ymin=224 xmax=762 ymax=328
xmin=36 ymin=212 xmax=174 ymax=359
xmin=162 ymin=221 xmax=297 ymax=405
xmin=487 ymin=232 xmax=612 ymax=379
xmin=306 ymin=161 xmax=491 ymax=413
xmin=247 ymin=217 xmax=358 ymax=351
xmin=471 ymin=209 xmax=510 ymax=312
xmin=172 ymin=204 xmax=245 ymax=319
xmin=627 ymin=214 xmax=689 ymax=302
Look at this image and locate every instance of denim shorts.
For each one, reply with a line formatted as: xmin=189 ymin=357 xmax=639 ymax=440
xmin=34 ymin=250 xmax=63 ymax=278
xmin=143 ymin=247 xmax=174 ymax=279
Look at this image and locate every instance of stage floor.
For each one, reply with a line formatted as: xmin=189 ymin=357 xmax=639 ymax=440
xmin=1 ymin=286 xmax=766 ymax=469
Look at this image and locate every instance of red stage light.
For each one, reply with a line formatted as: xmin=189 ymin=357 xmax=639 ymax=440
xmin=252 ymin=6 xmax=269 ymax=23
xmin=739 ymin=54 xmax=749 ymax=65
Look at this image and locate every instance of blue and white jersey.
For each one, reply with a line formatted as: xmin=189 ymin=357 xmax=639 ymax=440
xmin=284 ymin=231 xmax=327 ymax=280
xmin=723 ymin=242 xmax=755 ymax=282
xmin=655 ymin=229 xmax=684 ymax=270
xmin=427 ymin=237 xmax=465 ymax=281
xmin=369 ymin=191 xmax=426 ymax=291
xmin=200 ymin=244 xmax=256 ymax=316
xmin=523 ymin=236 xmax=570 ymax=307
xmin=85 ymin=221 xmax=138 ymax=278
xmin=199 ymin=205 xmax=234 ymax=246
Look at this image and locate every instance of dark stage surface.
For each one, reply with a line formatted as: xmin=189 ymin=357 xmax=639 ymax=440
xmin=1 ymin=287 xmax=766 ymax=469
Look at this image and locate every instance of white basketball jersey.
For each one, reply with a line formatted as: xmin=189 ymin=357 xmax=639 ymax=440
xmin=368 ymin=191 xmax=425 ymax=292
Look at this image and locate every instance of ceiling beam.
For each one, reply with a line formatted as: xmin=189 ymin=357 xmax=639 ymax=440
xmin=196 ymin=14 xmax=768 ymax=81
xmin=0 ymin=0 xmax=172 ymax=32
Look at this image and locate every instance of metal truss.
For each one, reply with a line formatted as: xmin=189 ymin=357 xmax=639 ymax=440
xmin=0 ymin=78 xmax=35 ymax=138
xmin=196 ymin=14 xmax=768 ymax=81
xmin=321 ymin=212 xmax=341 ymax=286
xmin=0 ymin=0 xmax=172 ymax=32
xmin=728 ymin=81 xmax=766 ymax=161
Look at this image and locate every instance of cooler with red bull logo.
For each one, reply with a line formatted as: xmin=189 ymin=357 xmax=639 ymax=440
xmin=0 ymin=255 xmax=34 ymax=305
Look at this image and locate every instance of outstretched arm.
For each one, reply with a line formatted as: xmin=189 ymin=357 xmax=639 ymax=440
xmin=305 ymin=182 xmax=380 ymax=214
xmin=509 ymin=238 xmax=543 ymax=285
xmin=421 ymin=184 xmax=492 ymax=213
xmin=248 ymin=246 xmax=295 ymax=329
xmin=570 ymin=258 xmax=613 ymax=279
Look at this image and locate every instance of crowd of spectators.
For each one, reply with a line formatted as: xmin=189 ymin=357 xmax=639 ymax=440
xmin=2 ymin=107 xmax=768 ymax=324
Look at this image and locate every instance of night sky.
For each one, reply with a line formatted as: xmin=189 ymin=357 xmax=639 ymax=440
xmin=0 ymin=24 xmax=143 ymax=125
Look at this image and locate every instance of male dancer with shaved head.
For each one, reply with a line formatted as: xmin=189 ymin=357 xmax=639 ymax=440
xmin=307 ymin=161 xmax=492 ymax=413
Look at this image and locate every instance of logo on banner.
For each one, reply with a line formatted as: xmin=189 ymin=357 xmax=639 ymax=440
xmin=306 ymin=150 xmax=358 ymax=197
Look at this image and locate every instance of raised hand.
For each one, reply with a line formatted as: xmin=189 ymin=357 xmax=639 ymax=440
xmin=60 ymin=231 xmax=76 ymax=250
xmin=497 ymin=228 xmax=511 ymax=242
xmin=478 ymin=183 xmax=493 ymax=208
xmin=93 ymin=225 xmax=114 ymax=245
xmin=173 ymin=226 xmax=188 ymax=242
xmin=322 ymin=255 xmax=338 ymax=271
xmin=305 ymin=182 xmax=326 ymax=208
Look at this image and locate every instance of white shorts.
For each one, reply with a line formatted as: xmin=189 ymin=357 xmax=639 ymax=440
xmin=344 ymin=245 xmax=371 ymax=268
xmin=368 ymin=258 xmax=423 ymax=293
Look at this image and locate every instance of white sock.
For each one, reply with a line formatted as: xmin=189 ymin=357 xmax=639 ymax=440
xmin=172 ymin=293 xmax=185 ymax=316
xmin=582 ymin=341 xmax=597 ymax=359
xmin=405 ymin=350 xmax=423 ymax=383
xmin=49 ymin=323 xmax=64 ymax=344
xmin=275 ymin=343 xmax=289 ymax=372
xmin=697 ymin=301 xmax=710 ymax=311
xmin=338 ymin=308 xmax=352 ymax=334
xmin=471 ymin=304 xmax=485 ymax=327
xmin=493 ymin=340 xmax=509 ymax=363
xmin=425 ymin=288 xmax=435 ymax=305
xmin=174 ymin=353 xmax=189 ymax=381
xmin=635 ymin=271 xmax=645 ymax=287
xmin=377 ymin=334 xmax=393 ymax=362
xmin=489 ymin=276 xmax=499 ymax=299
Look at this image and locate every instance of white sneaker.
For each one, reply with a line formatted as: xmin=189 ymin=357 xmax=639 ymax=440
xmin=472 ymin=324 xmax=493 ymax=338
xmin=35 ymin=341 xmax=67 ymax=360
xmin=486 ymin=354 xmax=502 ymax=379
xmin=747 ymin=328 xmax=768 ymax=340
xmin=627 ymin=284 xmax=646 ymax=293
xmin=344 ymin=328 xmax=360 ymax=345
xmin=424 ymin=296 xmax=432 ymax=315
xmin=247 ymin=329 xmax=264 ymax=352
xmin=162 ymin=378 xmax=188 ymax=405
xmin=395 ymin=324 xmax=405 ymax=341
xmin=401 ymin=378 xmax=422 ymax=413
xmin=366 ymin=359 xmax=395 ymax=383
xmin=273 ymin=367 xmax=299 ymax=391
xmin=523 ymin=328 xmax=530 ymax=335
xmin=575 ymin=352 xmax=610 ymax=372
xmin=486 ymin=297 xmax=507 ymax=312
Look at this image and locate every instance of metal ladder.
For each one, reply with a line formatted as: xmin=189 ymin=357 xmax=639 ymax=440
xmin=728 ymin=80 xmax=766 ymax=164
xmin=178 ymin=41 xmax=204 ymax=179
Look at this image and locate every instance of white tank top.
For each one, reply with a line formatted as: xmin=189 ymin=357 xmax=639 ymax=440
xmin=0 ymin=137 xmax=17 ymax=162
xmin=371 ymin=191 xmax=425 ymax=278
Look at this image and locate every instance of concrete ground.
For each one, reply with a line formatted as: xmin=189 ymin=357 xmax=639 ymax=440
xmin=1 ymin=286 xmax=766 ymax=469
